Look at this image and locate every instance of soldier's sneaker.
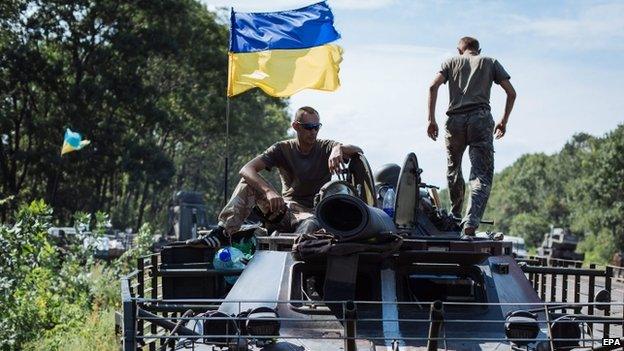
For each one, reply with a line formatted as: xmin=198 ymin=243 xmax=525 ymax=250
xmin=186 ymin=226 xmax=227 ymax=248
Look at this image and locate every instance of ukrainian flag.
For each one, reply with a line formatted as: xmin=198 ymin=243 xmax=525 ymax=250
xmin=61 ymin=128 xmax=90 ymax=155
xmin=228 ymin=1 xmax=343 ymax=97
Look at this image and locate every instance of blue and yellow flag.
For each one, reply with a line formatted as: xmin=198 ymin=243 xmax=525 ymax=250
xmin=228 ymin=1 xmax=343 ymax=97
xmin=61 ymin=128 xmax=90 ymax=155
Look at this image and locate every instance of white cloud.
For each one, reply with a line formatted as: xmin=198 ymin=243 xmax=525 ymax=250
xmin=201 ymin=0 xmax=395 ymax=12
xmin=203 ymin=1 xmax=317 ymax=13
xmin=291 ymin=44 xmax=453 ymax=186
xmin=290 ymin=43 xmax=624 ymax=187
xmin=330 ymin=0 xmax=396 ymax=10
xmin=205 ymin=0 xmax=624 ymax=187
xmin=361 ymin=44 xmax=445 ymax=55
xmin=503 ymin=3 xmax=624 ymax=50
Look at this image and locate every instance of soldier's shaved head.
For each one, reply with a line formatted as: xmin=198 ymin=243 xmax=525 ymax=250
xmin=295 ymin=106 xmax=319 ymax=122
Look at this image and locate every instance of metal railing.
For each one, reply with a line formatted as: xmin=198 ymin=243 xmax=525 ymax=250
xmin=122 ymin=297 xmax=623 ymax=350
xmin=520 ymin=255 xmax=624 ymax=343
xmin=117 ymin=253 xmax=624 ymax=351
xmin=524 ymin=255 xmax=624 ymax=277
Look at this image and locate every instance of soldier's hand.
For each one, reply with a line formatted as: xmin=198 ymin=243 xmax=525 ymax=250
xmin=494 ymin=121 xmax=506 ymax=139
xmin=328 ymin=145 xmax=346 ymax=175
xmin=265 ymin=189 xmax=285 ymax=213
xmin=427 ymin=121 xmax=439 ymax=141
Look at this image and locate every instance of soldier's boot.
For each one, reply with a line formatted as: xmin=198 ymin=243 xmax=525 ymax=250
xmin=460 ymin=225 xmax=476 ymax=240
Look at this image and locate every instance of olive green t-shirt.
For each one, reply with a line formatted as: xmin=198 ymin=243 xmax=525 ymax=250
xmin=260 ymin=139 xmax=339 ymax=208
xmin=440 ymin=55 xmax=510 ymax=115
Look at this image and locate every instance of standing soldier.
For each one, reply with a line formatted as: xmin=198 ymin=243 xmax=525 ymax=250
xmin=426 ymin=37 xmax=517 ymax=238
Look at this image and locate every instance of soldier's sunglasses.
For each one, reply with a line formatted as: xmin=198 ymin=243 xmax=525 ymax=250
xmin=296 ymin=121 xmax=322 ymax=131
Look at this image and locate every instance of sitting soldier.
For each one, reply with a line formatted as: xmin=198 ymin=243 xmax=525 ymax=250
xmin=200 ymin=106 xmax=363 ymax=248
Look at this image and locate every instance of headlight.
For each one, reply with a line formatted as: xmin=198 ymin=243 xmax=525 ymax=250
xmin=245 ymin=307 xmax=280 ymax=338
xmin=551 ymin=316 xmax=581 ymax=348
xmin=505 ymin=310 xmax=539 ymax=346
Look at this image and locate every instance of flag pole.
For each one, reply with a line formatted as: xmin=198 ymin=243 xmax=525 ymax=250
xmin=224 ymin=96 xmax=230 ymax=206
xmin=223 ymin=8 xmax=233 ymax=207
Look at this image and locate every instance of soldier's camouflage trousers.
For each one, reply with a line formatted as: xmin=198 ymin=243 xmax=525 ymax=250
xmin=218 ymin=177 xmax=317 ymax=236
xmin=445 ymin=108 xmax=495 ymax=229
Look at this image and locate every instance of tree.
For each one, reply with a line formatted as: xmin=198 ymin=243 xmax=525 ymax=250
xmin=0 ymin=0 xmax=291 ymax=230
xmin=441 ymin=125 xmax=623 ymax=263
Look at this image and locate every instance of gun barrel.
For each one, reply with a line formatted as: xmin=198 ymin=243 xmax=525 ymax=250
xmin=316 ymin=194 xmax=396 ymax=241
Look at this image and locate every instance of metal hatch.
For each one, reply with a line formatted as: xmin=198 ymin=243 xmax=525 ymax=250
xmin=394 ymin=152 xmax=422 ymax=229
xmin=346 ymin=153 xmax=377 ymax=207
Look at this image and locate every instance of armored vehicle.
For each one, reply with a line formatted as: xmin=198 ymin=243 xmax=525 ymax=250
xmin=118 ymin=153 xmax=622 ymax=350
xmin=49 ymin=226 xmax=133 ymax=260
xmin=167 ymin=191 xmax=209 ymax=241
xmin=538 ymin=227 xmax=585 ymax=261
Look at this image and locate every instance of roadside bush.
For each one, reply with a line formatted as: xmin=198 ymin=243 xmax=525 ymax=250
xmin=0 ymin=200 xmax=57 ymax=349
xmin=0 ymin=200 xmax=149 ymax=350
xmin=26 ymin=308 xmax=118 ymax=351
xmin=577 ymin=229 xmax=617 ymax=265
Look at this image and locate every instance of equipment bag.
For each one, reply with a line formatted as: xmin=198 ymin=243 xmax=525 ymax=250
xmin=292 ymin=230 xmax=403 ymax=262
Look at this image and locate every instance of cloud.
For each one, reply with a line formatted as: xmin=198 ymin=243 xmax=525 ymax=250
xmin=203 ymin=0 xmax=624 ymax=186
xmin=201 ymin=0 xmax=395 ymax=12
xmin=330 ymin=0 xmax=396 ymax=10
xmin=503 ymin=3 xmax=624 ymax=50
xmin=290 ymin=42 xmax=624 ymax=187
xmin=290 ymin=44 xmax=452 ymax=185
xmin=362 ymin=44 xmax=446 ymax=55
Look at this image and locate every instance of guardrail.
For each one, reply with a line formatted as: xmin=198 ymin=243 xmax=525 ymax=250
xmin=525 ymin=255 xmax=624 ymax=278
xmin=117 ymin=253 xmax=624 ymax=351
xmin=519 ymin=258 xmax=619 ymax=339
xmin=120 ymin=297 xmax=623 ymax=350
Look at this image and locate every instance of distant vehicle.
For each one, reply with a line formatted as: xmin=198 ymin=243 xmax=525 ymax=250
xmin=167 ymin=191 xmax=209 ymax=241
xmin=48 ymin=226 xmax=134 ymax=260
xmin=47 ymin=226 xmax=78 ymax=238
xmin=505 ymin=235 xmax=527 ymax=258
xmin=538 ymin=227 xmax=584 ymax=261
xmin=83 ymin=235 xmax=127 ymax=260
xmin=476 ymin=232 xmax=527 ymax=258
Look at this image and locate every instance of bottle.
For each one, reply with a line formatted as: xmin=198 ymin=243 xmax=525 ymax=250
xmin=232 ymin=237 xmax=255 ymax=262
xmin=382 ymin=188 xmax=395 ymax=218
xmin=213 ymin=247 xmax=246 ymax=285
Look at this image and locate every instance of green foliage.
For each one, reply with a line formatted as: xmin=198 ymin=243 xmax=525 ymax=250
xmin=0 ymin=196 xmax=14 ymax=207
xmin=508 ymin=212 xmax=549 ymax=247
xmin=0 ymin=0 xmax=322 ymax=349
xmin=26 ymin=308 xmax=118 ymax=351
xmin=73 ymin=212 xmax=91 ymax=233
xmin=0 ymin=0 xmax=291 ymax=230
xmin=0 ymin=201 xmax=128 ymax=350
xmin=115 ymin=222 xmax=156 ymax=272
xmin=442 ymin=125 xmax=624 ymax=264
xmin=0 ymin=2 xmax=292 ymax=346
xmin=577 ymin=230 xmax=617 ymax=264
xmin=0 ymin=201 xmax=54 ymax=348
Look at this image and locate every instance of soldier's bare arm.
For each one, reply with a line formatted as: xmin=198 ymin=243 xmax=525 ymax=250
xmin=239 ymin=157 xmax=284 ymax=213
xmin=427 ymin=73 xmax=446 ymax=141
xmin=328 ymin=144 xmax=363 ymax=174
xmin=495 ymin=79 xmax=517 ymax=139
xmin=340 ymin=144 xmax=363 ymax=159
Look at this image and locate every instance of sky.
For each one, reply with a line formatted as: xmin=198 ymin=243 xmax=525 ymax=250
xmin=202 ymin=0 xmax=624 ymax=186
